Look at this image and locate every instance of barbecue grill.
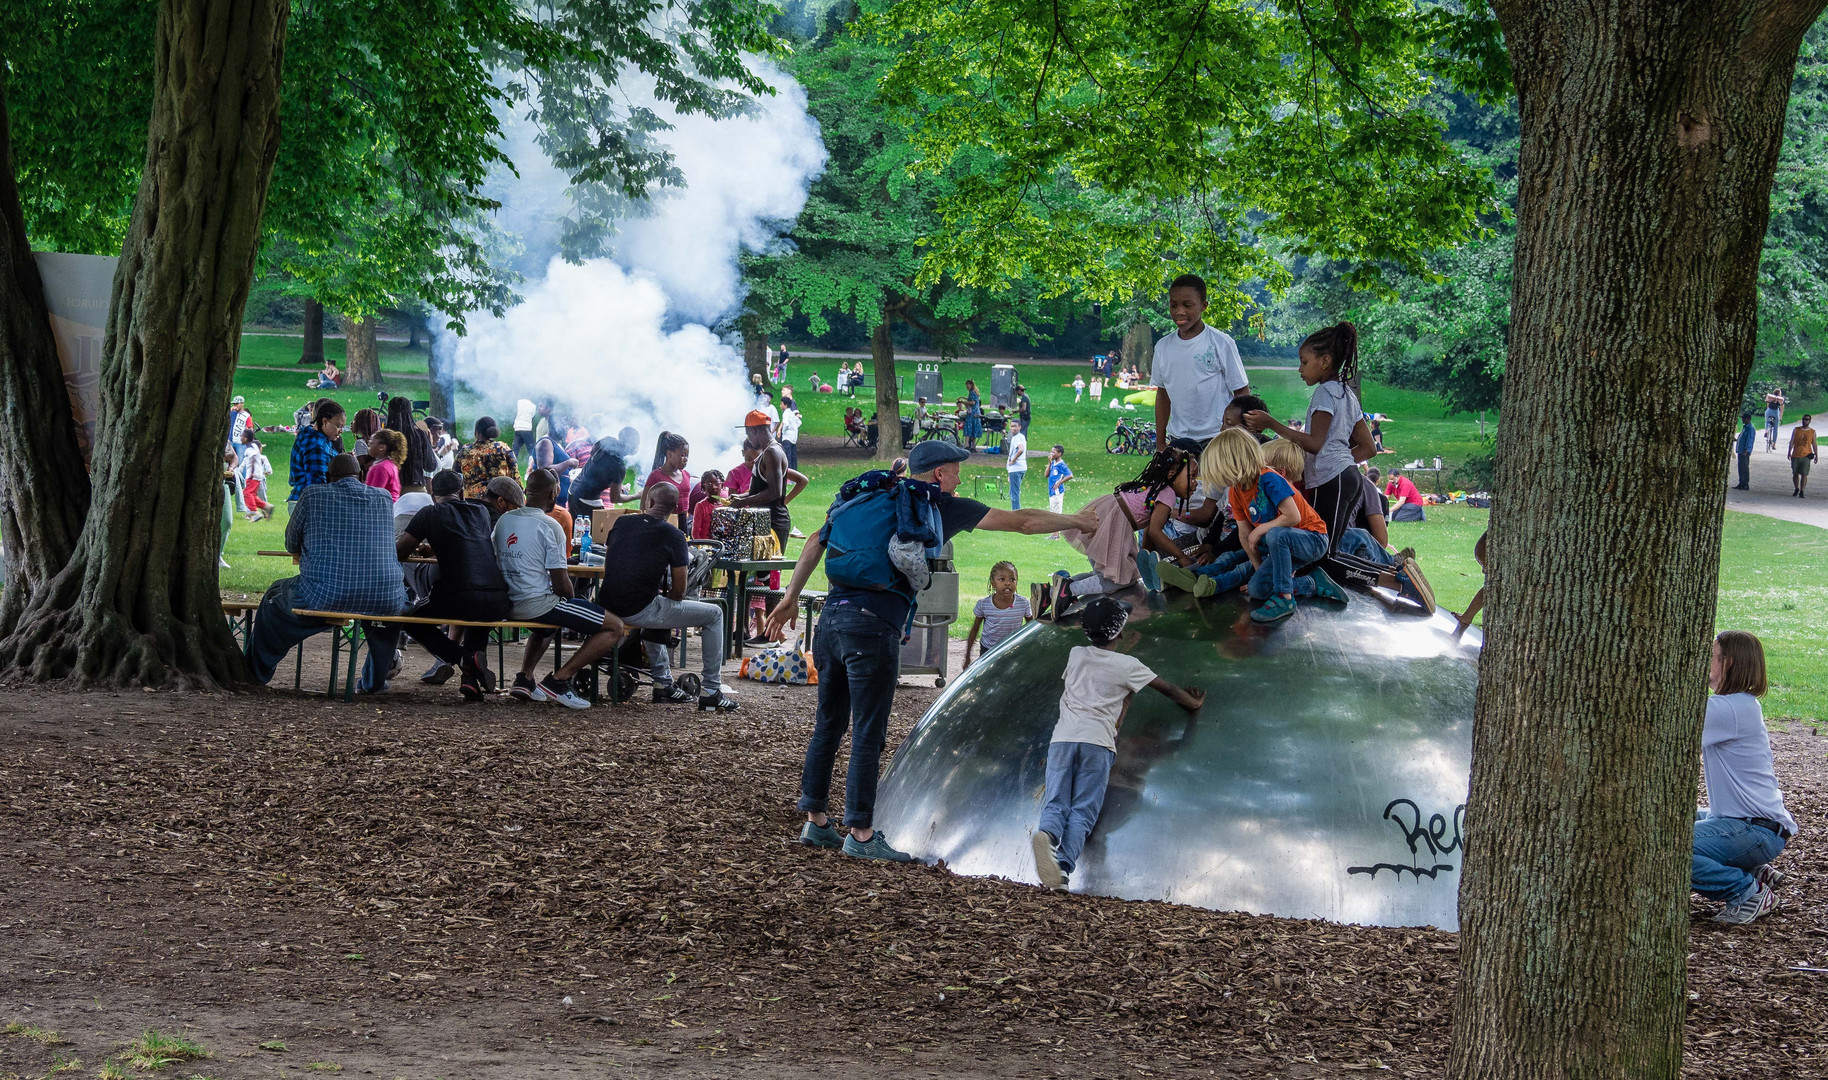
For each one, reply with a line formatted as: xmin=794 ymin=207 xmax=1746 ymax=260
xmin=899 ymin=541 xmax=958 ymax=685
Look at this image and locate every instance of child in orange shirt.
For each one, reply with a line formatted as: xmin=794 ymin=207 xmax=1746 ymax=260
xmin=1159 ymin=428 xmax=1345 ymax=623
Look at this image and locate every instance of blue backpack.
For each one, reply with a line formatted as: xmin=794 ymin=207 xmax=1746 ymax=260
xmin=822 ymin=471 xmax=943 ymax=601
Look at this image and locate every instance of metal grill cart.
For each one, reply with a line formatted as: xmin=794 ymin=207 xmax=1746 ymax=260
xmin=914 ymin=364 xmax=944 ymax=404
xmin=899 ymin=542 xmax=959 ymax=686
xmin=990 ymin=363 xmax=1018 ymax=407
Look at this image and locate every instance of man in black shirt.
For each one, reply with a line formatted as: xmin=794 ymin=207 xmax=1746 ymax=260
xmin=394 ymin=469 xmax=511 ymax=701
xmin=599 ymin=482 xmax=735 ymax=711
xmin=1015 ymin=385 xmax=1032 ymax=435
xmin=766 ymin=441 xmax=1097 ymax=861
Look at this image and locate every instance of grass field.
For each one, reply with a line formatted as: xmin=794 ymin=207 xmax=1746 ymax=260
xmin=220 ymin=336 xmax=1824 ymax=720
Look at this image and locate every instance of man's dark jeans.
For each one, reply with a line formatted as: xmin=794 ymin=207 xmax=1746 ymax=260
xmin=245 ymin=577 xmax=400 ymax=688
xmin=393 ymin=588 xmax=511 ymax=665
xmin=798 ymin=602 xmax=902 ymax=830
xmin=1736 ymin=451 xmax=1751 ymax=489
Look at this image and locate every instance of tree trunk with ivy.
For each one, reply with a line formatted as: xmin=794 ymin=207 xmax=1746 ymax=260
xmin=1448 ymin=2 xmax=1825 ymax=1077
xmin=340 ymin=314 xmax=380 ymax=386
xmin=299 ymin=297 xmax=324 ymax=365
xmin=0 ymin=0 xmax=289 ymax=688
xmin=870 ymin=317 xmax=903 ymax=461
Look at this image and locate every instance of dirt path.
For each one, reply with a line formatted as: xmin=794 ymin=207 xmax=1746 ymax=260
xmin=2 ymin=677 xmax=1823 ymax=1078
xmin=1727 ymin=419 xmax=1828 ymax=531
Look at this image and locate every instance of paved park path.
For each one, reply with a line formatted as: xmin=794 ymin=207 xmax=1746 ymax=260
xmin=1726 ymin=417 xmax=1828 ymax=531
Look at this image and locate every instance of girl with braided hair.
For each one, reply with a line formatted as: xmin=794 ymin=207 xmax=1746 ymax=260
xmin=1035 ymin=447 xmax=1198 ymax=620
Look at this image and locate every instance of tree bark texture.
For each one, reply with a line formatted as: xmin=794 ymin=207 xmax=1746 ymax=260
xmin=871 ymin=318 xmax=903 ymax=462
xmin=1121 ymin=318 xmax=1152 ymax=379
xmin=1449 ymin=3 xmax=1825 ymax=1077
xmin=298 ymin=296 xmax=324 ymax=364
xmin=742 ymin=317 xmax=772 ymax=391
xmin=428 ymin=342 xmax=455 ymax=428
xmin=0 ymin=80 xmax=94 ymax=632
xmin=0 ymin=0 xmax=289 ymax=688
xmin=340 ymin=313 xmax=378 ymax=386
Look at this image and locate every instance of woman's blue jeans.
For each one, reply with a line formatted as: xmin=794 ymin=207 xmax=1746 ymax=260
xmin=1692 ymin=816 xmax=1786 ymax=902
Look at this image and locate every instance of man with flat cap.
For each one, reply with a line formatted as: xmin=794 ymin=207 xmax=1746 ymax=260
xmin=765 ymin=441 xmax=1098 ymax=861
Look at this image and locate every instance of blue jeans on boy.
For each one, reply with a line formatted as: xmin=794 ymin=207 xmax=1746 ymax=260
xmin=1036 ymin=740 xmax=1116 ymax=873
xmin=1338 ymin=527 xmax=1397 ymax=567
xmin=1692 ymin=816 xmax=1787 ymax=902
xmin=1009 ymin=469 xmax=1024 ymax=509
xmin=1193 ymin=528 xmax=1328 ymax=598
xmin=798 ymin=603 xmax=902 ymax=830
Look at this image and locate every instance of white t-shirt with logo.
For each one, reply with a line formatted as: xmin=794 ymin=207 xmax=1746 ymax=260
xmin=1006 ymin=429 xmax=1028 ymax=473
xmin=1151 ymin=326 xmax=1248 ymax=443
xmin=1303 ymin=380 xmax=1363 ymax=489
xmin=1050 ymin=645 xmax=1159 ymax=750
xmin=493 ymin=507 xmax=568 ymax=619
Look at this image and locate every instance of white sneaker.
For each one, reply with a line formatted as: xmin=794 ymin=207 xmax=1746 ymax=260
xmin=532 ymin=674 xmax=591 ymax=710
xmin=219 ymin=557 xmax=231 ymax=569
xmin=1031 ymin=830 xmax=1066 ymax=891
xmin=1712 ymin=882 xmax=1781 ymax=924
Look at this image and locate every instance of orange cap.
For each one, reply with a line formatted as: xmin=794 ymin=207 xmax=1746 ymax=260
xmin=741 ymin=409 xmax=774 ymax=428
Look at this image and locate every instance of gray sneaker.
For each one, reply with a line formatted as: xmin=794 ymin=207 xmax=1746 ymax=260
xmin=842 ymin=831 xmax=914 ymax=862
xmin=799 ymin=820 xmax=843 ymax=849
xmin=1031 ymin=830 xmax=1066 ymax=891
xmin=1712 ymin=882 xmax=1781 ymax=925
xmin=1753 ymin=864 xmax=1788 ymax=890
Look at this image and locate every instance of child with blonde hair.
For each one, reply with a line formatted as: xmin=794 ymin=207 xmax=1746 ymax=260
xmin=1155 ymin=429 xmax=1344 ymax=623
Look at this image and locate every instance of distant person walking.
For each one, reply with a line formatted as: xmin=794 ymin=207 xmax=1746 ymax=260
xmin=1151 ymin=274 xmax=1249 ymax=454
xmin=1790 ymin=414 xmax=1818 ymax=498
xmin=511 ymin=398 xmax=542 ymax=470
xmin=1764 ymin=388 xmax=1787 ymax=451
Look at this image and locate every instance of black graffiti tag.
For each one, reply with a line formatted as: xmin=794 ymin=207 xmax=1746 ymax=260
xmin=1347 ymin=798 xmax=1467 ymax=880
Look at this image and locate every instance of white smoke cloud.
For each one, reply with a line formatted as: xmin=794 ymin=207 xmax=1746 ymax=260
xmin=440 ymin=59 xmax=827 ymax=470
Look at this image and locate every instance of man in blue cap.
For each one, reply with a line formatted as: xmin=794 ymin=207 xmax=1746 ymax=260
xmin=766 ymin=440 xmax=1099 ymax=861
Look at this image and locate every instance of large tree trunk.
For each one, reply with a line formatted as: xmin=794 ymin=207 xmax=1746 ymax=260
xmin=0 ymin=79 xmax=93 ymax=631
xmin=0 ymin=0 xmax=289 ymax=688
xmin=428 ymin=340 xmax=456 ymax=429
xmin=1121 ymin=317 xmax=1152 ymax=379
xmin=299 ymin=296 xmax=324 ymax=365
xmin=340 ymin=314 xmax=379 ymax=386
xmin=742 ymin=315 xmax=772 ymax=391
xmin=1449 ymin=3 xmax=1824 ymax=1077
xmin=871 ymin=318 xmax=902 ymax=461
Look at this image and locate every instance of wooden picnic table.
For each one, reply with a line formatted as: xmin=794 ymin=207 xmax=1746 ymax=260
xmin=258 ymin=549 xmax=605 ymax=577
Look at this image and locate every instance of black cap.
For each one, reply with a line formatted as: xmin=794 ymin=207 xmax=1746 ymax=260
xmin=1080 ymin=596 xmax=1131 ymax=643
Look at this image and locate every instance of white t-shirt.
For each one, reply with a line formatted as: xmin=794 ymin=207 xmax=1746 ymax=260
xmin=513 ymin=399 xmax=537 ymax=431
xmin=1702 ymin=692 xmax=1798 ymax=835
xmin=1304 ymin=380 xmax=1364 ymax=488
xmin=493 ymin=507 xmax=569 ymax=619
xmin=1006 ymin=429 xmax=1028 ymax=473
xmin=1050 ymin=645 xmax=1159 ymax=750
xmin=1151 ymin=326 xmax=1248 ymax=443
xmin=779 ymin=408 xmax=802 ymax=443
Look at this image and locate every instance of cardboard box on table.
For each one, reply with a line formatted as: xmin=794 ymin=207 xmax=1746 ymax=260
xmin=590 ymin=508 xmax=631 ymax=544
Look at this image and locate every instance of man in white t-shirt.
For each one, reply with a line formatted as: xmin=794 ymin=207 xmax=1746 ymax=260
xmin=487 ymin=476 xmax=624 ymax=709
xmin=1151 ymin=274 xmax=1249 ymax=454
xmin=1005 ymin=425 xmax=1028 ymax=509
xmin=778 ymin=403 xmax=802 ymax=470
xmin=511 ymin=398 xmax=542 ymax=472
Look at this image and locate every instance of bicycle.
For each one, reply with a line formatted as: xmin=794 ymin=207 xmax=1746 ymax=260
xmin=1105 ymin=417 xmax=1157 ymax=455
xmin=915 ymin=418 xmax=962 ymax=446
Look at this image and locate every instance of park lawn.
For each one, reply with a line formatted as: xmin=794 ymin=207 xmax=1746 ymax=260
xmin=238 ymin=332 xmax=432 ymax=375
xmin=220 ymin=340 xmax=1822 ymax=719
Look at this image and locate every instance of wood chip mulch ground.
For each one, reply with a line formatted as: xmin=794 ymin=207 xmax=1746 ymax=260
xmin=1 ymin=673 xmax=1824 ymax=1078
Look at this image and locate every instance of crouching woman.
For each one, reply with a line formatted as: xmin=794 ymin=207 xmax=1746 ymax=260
xmin=1693 ymin=631 xmax=1797 ymax=925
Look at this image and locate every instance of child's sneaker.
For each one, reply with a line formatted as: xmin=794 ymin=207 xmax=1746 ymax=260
xmin=1250 ymin=594 xmax=1298 ymax=624
xmin=842 ymin=831 xmax=914 ymax=862
xmin=1031 ymin=830 xmax=1066 ymax=891
xmin=1134 ymin=549 xmax=1163 ymax=592
xmin=1156 ymin=560 xmax=1209 ymax=597
xmin=533 ymin=673 xmax=592 ymax=710
xmin=1712 ymin=882 xmax=1781 ymax=924
xmin=509 ymin=672 xmax=538 ymax=701
xmin=1030 ymin=581 xmax=1055 ymax=622
xmin=1307 ymin=567 xmax=1348 ymax=605
xmin=799 ymin=820 xmax=843 ymax=849
xmin=1399 ymin=555 xmax=1436 ymax=614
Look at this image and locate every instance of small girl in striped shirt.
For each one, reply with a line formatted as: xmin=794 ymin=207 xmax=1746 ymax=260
xmin=965 ymin=561 xmax=1032 ymax=668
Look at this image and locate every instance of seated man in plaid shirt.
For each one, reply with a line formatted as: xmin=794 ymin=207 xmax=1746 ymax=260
xmin=246 ymin=453 xmax=406 ymax=688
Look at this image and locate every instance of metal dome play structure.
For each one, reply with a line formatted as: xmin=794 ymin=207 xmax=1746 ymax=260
xmin=873 ymin=591 xmax=1480 ymax=929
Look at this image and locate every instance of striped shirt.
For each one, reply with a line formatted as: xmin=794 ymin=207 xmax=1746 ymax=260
xmin=973 ymin=594 xmax=1032 ymax=655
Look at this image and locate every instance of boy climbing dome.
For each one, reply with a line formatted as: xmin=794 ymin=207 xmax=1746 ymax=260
xmin=1033 ymin=596 xmax=1204 ymax=891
